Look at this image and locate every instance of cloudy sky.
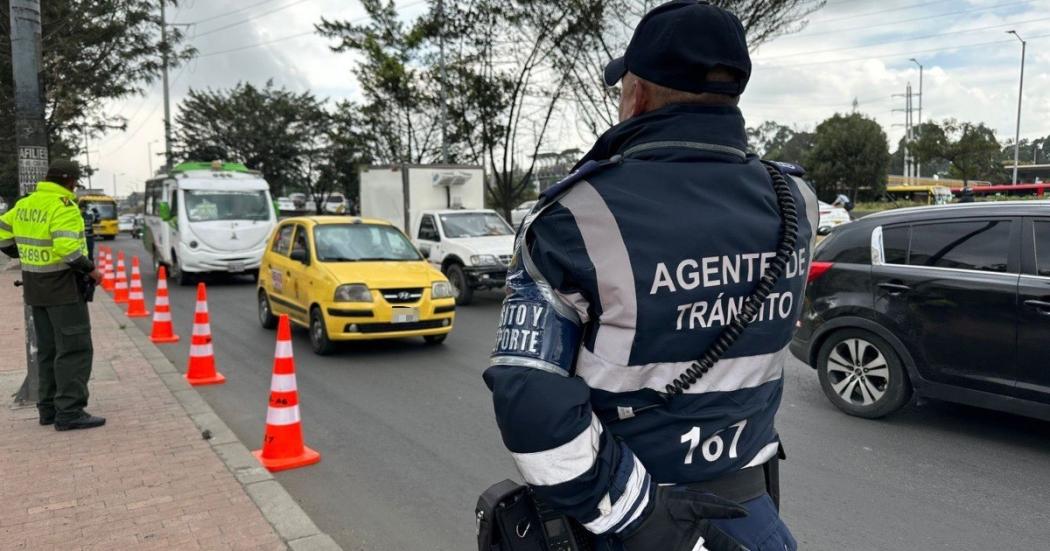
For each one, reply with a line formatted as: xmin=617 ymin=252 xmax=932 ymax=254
xmin=90 ymin=0 xmax=1050 ymax=196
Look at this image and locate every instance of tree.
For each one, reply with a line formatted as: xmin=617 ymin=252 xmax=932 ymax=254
xmin=564 ymin=0 xmax=827 ymax=138
xmin=748 ymin=121 xmax=814 ymax=162
xmin=1000 ymin=136 xmax=1050 ymax=165
xmin=173 ymin=82 xmax=366 ymax=213
xmin=317 ymin=0 xmax=442 ymax=165
xmin=911 ymin=120 xmax=1006 ymax=186
xmin=0 ymin=0 xmax=194 ymax=202
xmin=804 ymin=113 xmax=890 ymax=200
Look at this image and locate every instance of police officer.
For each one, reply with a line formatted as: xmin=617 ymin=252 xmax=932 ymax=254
xmin=0 ymin=160 xmax=106 ymax=431
xmin=80 ymin=204 xmax=98 ymax=262
xmin=484 ymin=2 xmax=818 ymax=550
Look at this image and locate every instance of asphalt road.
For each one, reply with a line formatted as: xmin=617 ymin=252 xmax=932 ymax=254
xmin=104 ymin=235 xmax=1050 ymax=551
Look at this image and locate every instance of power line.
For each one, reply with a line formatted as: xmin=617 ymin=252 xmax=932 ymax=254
xmin=195 ymin=0 xmax=429 ymax=58
xmin=784 ymin=0 xmax=1033 ymax=39
xmin=806 ymin=0 xmax=952 ymax=26
xmin=174 ymin=0 xmax=284 ymax=25
xmin=761 ymin=31 xmax=1050 ymax=69
xmin=758 ymin=13 xmax=1050 ymax=61
xmin=193 ymin=0 xmax=312 ymax=38
xmin=103 ymin=66 xmax=189 ymax=157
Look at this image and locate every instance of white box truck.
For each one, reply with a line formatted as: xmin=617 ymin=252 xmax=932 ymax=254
xmin=360 ymin=164 xmax=514 ymax=305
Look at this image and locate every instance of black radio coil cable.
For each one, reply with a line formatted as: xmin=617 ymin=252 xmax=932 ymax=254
xmin=664 ymin=161 xmax=800 ymax=396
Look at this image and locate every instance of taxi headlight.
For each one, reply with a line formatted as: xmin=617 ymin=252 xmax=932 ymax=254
xmin=334 ymin=284 xmax=372 ymax=302
xmin=432 ymin=281 xmax=454 ymax=299
xmin=470 ymin=254 xmax=500 ymax=266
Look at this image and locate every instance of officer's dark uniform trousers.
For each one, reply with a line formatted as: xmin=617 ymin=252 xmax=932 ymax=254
xmin=33 ymin=302 xmax=93 ymax=418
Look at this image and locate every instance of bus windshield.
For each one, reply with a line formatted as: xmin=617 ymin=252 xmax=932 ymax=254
xmin=81 ymin=201 xmax=116 ymax=220
xmin=184 ymin=190 xmax=270 ymax=222
xmin=313 ymin=224 xmax=421 ymax=262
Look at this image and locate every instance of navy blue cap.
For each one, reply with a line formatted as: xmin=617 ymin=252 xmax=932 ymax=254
xmin=603 ymin=0 xmax=751 ymax=96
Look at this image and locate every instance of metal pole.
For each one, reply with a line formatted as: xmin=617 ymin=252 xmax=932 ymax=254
xmin=911 ymin=59 xmax=923 ymax=179
xmin=84 ymin=130 xmax=92 ymax=188
xmin=160 ymin=0 xmax=173 ymax=171
xmin=437 ymin=0 xmax=450 ymax=164
xmin=9 ymin=0 xmax=46 ymax=406
xmin=1009 ymin=31 xmax=1026 ymax=185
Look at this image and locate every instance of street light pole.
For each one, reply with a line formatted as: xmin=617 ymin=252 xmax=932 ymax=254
xmin=147 ymin=139 xmax=160 ymax=175
xmin=159 ymin=0 xmax=173 ymax=171
xmin=910 ymin=58 xmax=923 ymax=179
xmin=1008 ymin=30 xmax=1026 ymax=185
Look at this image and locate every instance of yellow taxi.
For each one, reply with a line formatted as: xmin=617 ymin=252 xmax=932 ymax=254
xmin=257 ymin=216 xmax=456 ymax=354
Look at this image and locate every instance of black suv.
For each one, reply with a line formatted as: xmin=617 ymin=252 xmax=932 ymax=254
xmin=791 ymin=201 xmax=1050 ymax=421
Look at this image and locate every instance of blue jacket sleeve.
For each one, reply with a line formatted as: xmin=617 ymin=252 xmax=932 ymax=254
xmin=484 ymin=204 xmax=653 ymax=536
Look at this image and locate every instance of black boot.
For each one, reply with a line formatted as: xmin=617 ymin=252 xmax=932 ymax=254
xmin=38 ymin=407 xmax=56 ymax=426
xmin=54 ymin=411 xmax=106 ymax=431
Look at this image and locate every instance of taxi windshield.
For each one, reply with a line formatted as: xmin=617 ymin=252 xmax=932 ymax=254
xmin=81 ymin=201 xmax=116 ymax=220
xmin=184 ymin=190 xmax=270 ymax=222
xmin=313 ymin=224 xmax=422 ymax=262
xmin=439 ymin=212 xmax=513 ymax=238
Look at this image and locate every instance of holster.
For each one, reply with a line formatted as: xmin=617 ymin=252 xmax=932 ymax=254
xmin=762 ymin=443 xmax=787 ymax=511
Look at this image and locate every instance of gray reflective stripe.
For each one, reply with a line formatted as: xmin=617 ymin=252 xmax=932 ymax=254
xmin=21 ymin=263 xmax=71 ymax=273
xmin=62 ymin=251 xmax=84 ymax=263
xmin=558 ymin=181 xmax=637 ymax=365
xmin=622 ymin=140 xmax=748 ymax=161
xmin=15 ymin=236 xmax=53 ymax=247
xmin=790 ymin=175 xmax=820 ymax=251
xmin=518 ymin=198 xmax=583 ymax=325
xmin=0 ymin=239 xmax=13 ymax=247
xmin=51 ymin=230 xmax=84 ymax=239
xmin=0 ymin=220 xmax=11 ymax=231
xmin=490 ymin=355 xmax=569 ymax=377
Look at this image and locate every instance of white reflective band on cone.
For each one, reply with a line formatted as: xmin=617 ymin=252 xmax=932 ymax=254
xmin=270 ymin=373 xmax=297 ymax=392
xmin=156 ymin=296 xmax=169 ymax=307
xmin=153 ymin=311 xmax=171 ymax=322
xmin=158 ymin=280 xmax=168 ymax=290
xmin=192 ymin=323 xmax=210 ymax=336
xmin=195 ymin=302 xmax=208 ymax=314
xmin=266 ymin=405 xmax=301 ymax=426
xmin=115 ymin=283 xmax=127 ymax=289
xmin=190 ymin=343 xmax=213 ymax=357
xmin=275 ymin=340 xmax=293 ymax=359
xmin=129 ymin=292 xmax=143 ymax=300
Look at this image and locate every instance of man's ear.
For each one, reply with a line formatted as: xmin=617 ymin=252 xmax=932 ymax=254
xmin=628 ymin=79 xmax=650 ymax=119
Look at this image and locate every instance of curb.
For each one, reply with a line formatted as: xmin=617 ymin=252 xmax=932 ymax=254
xmin=99 ymin=296 xmax=341 ymax=551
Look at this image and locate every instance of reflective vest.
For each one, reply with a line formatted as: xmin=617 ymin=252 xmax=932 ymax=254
xmin=0 ymin=182 xmax=88 ymax=273
xmin=0 ymin=181 xmax=93 ymax=306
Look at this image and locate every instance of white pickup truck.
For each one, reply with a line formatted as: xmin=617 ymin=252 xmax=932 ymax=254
xmin=360 ymin=164 xmax=514 ymax=305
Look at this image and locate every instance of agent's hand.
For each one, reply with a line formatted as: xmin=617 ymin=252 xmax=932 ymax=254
xmin=89 ymin=269 xmax=103 ymax=284
xmin=618 ymin=487 xmax=749 ymax=551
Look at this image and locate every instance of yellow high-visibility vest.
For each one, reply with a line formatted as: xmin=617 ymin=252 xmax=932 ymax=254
xmin=0 ymin=181 xmax=88 ymax=273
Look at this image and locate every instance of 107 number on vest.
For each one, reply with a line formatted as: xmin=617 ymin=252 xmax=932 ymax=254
xmin=680 ymin=420 xmax=747 ymax=464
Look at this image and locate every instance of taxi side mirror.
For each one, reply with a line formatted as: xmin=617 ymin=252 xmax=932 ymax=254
xmin=290 ymin=249 xmax=309 ymax=264
xmin=158 ymin=202 xmax=172 ymax=221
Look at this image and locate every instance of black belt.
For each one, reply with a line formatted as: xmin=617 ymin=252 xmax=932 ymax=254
xmin=681 ymin=465 xmax=768 ymax=504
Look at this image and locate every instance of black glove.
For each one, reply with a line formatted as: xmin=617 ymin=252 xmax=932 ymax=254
xmin=618 ymin=487 xmax=749 ymax=551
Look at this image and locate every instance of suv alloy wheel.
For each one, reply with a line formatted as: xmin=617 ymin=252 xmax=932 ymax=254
xmin=817 ymin=329 xmax=912 ymax=419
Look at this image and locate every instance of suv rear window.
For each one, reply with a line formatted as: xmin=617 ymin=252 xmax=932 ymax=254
xmin=815 ymin=224 xmax=871 ymax=264
xmin=907 ymin=220 xmax=1009 ymax=273
xmin=1033 ymin=221 xmax=1050 ymax=276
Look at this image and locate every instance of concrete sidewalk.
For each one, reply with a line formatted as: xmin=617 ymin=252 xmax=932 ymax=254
xmin=0 ymin=263 xmax=338 ymax=550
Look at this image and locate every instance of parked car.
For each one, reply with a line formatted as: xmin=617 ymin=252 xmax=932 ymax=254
xmin=324 ymin=193 xmax=349 ymax=214
xmin=818 ymin=200 xmax=851 ymax=234
xmin=792 ymin=201 xmax=1050 ymax=422
xmin=118 ymin=214 xmax=136 ymax=233
xmin=511 ymin=200 xmax=537 ymax=227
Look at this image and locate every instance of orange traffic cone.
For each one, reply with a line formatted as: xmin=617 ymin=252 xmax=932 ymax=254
xmin=185 ymin=283 xmax=225 ymax=386
xmin=113 ymin=251 xmax=129 ymax=304
xmin=125 ymin=257 xmax=150 ymax=318
xmin=149 ymin=266 xmax=180 ymax=344
xmin=96 ymin=246 xmax=107 ymax=275
xmin=102 ymin=249 xmax=115 ymax=293
xmin=252 ymin=314 xmax=320 ymax=472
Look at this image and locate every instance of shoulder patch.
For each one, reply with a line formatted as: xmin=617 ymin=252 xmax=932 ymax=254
xmin=771 ymin=161 xmax=806 ymax=177
xmin=539 ymin=156 xmax=623 ymax=201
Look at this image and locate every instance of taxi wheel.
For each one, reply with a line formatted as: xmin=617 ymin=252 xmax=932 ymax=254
xmin=445 ymin=264 xmax=473 ymax=306
xmin=257 ymin=291 xmax=277 ymax=330
xmin=309 ymin=307 xmax=336 ymax=356
xmin=424 ymin=334 xmax=447 ymax=345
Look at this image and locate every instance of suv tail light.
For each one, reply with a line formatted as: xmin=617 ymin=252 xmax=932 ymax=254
xmin=807 ymin=261 xmax=833 ymax=283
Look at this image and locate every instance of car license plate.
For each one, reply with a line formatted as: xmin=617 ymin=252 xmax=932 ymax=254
xmin=392 ymin=307 xmax=420 ymax=324
xmin=228 ymin=262 xmax=245 ymax=273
